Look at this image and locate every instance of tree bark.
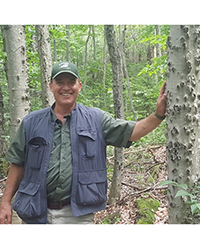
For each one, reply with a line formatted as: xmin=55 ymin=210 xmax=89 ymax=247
xmin=35 ymin=25 xmax=54 ymax=108
xmin=103 ymin=28 xmax=107 ymax=108
xmin=83 ymin=25 xmax=91 ymax=94
xmin=166 ymin=25 xmax=200 ymax=223
xmin=92 ymin=26 xmax=97 ymax=80
xmin=119 ymin=25 xmax=137 ymax=121
xmin=154 ymin=25 xmax=161 ymax=58
xmin=1 ymin=25 xmax=30 ymax=141
xmin=66 ymin=25 xmax=70 ymax=61
xmin=53 ymin=25 xmax=57 ymax=62
xmin=105 ymin=25 xmax=124 ymax=204
xmin=0 ymin=83 xmax=7 ymax=156
xmin=92 ymin=26 xmax=96 ymax=61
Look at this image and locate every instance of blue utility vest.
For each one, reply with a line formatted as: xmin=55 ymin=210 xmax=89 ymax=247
xmin=12 ymin=104 xmax=107 ymax=224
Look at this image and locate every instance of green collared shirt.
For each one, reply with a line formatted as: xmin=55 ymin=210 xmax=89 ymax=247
xmin=46 ymin=110 xmax=72 ymax=201
xmin=7 ymin=105 xmax=136 ymax=202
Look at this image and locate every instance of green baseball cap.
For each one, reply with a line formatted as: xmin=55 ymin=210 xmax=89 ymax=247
xmin=51 ymin=61 xmax=80 ymax=79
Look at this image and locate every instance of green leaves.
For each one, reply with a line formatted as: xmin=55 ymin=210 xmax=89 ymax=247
xmin=175 ymin=190 xmax=194 ymax=199
xmin=136 ymin=197 xmax=160 ymax=224
xmin=141 ymin=34 xmax=169 ymax=51
xmin=0 ymin=24 xmax=169 ymax=146
xmin=160 ymin=180 xmax=188 ymax=190
xmin=160 ymin=180 xmax=200 ymax=216
xmin=191 ymin=203 xmax=200 ymax=215
xmin=138 ymin=55 xmax=167 ymax=78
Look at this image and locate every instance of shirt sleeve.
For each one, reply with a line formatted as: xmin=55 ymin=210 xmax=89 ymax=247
xmin=101 ymin=111 xmax=136 ymax=148
xmin=6 ymin=121 xmax=26 ymax=166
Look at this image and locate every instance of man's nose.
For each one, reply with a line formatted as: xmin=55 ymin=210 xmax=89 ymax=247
xmin=62 ymin=82 xmax=71 ymax=88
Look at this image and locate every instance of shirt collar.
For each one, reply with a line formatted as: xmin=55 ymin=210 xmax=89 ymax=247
xmin=50 ymin=102 xmax=73 ymax=123
xmin=50 ymin=103 xmax=58 ymax=122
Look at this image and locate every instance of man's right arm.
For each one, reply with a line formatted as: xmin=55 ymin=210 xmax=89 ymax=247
xmin=0 ymin=163 xmax=24 ymax=224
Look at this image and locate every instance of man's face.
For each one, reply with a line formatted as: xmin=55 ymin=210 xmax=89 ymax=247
xmin=49 ymin=72 xmax=82 ymax=109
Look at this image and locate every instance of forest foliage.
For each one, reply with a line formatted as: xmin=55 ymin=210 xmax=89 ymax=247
xmin=0 ymin=25 xmax=169 ymax=147
xmin=0 ymin=25 xmax=170 ymax=223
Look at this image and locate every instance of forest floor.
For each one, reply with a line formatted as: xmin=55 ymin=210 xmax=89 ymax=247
xmin=0 ymin=144 xmax=168 ymax=224
xmin=94 ymin=144 xmax=168 ymax=224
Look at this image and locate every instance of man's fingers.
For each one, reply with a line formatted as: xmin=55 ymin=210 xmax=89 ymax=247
xmin=160 ymin=81 xmax=166 ymax=96
xmin=6 ymin=214 xmax=12 ymax=224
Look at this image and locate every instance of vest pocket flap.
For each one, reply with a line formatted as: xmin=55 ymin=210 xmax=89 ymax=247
xmin=13 ymin=181 xmax=42 ymax=219
xmin=77 ymin=130 xmax=96 ymax=141
xmin=18 ymin=181 xmax=40 ymax=196
xmin=76 ymin=170 xmax=107 ymax=206
xmin=78 ymin=170 xmax=107 ymax=185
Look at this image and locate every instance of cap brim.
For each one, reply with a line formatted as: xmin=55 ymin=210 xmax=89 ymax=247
xmin=52 ymin=70 xmax=79 ymax=79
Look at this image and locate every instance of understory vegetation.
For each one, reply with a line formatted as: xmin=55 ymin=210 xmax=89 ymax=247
xmin=93 ymin=143 xmax=167 ymax=224
xmin=0 ymin=25 xmax=169 ymax=223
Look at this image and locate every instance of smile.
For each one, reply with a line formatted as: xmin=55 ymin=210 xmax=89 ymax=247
xmin=61 ymin=93 xmax=71 ymax=96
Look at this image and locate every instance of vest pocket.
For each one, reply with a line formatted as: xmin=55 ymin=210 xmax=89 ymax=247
xmin=77 ymin=130 xmax=97 ymax=158
xmin=26 ymin=137 xmax=46 ymax=169
xmin=76 ymin=170 xmax=107 ymax=206
xmin=12 ymin=180 xmax=42 ymax=219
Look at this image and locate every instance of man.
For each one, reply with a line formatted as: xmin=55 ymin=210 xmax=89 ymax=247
xmin=0 ymin=61 xmax=167 ymax=224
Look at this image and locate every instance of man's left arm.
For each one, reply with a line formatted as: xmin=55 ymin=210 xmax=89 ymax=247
xmin=129 ymin=82 xmax=167 ymax=142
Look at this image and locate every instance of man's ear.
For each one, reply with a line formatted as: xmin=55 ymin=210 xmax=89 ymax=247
xmin=49 ymin=82 xmax=53 ymax=92
xmin=79 ymin=81 xmax=82 ymax=92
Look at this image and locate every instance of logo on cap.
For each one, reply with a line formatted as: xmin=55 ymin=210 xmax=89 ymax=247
xmin=60 ymin=62 xmax=69 ymax=68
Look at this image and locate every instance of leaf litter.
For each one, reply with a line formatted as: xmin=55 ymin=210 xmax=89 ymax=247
xmin=94 ymin=145 xmax=168 ymax=224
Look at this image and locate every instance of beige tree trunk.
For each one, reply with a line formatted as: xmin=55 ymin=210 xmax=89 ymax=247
xmin=119 ymin=25 xmax=137 ymax=121
xmin=66 ymin=25 xmax=70 ymax=61
xmin=154 ymin=25 xmax=161 ymax=58
xmin=83 ymin=25 xmax=91 ymax=94
xmin=1 ymin=25 xmax=30 ymax=141
xmin=35 ymin=25 xmax=54 ymax=108
xmin=103 ymin=28 xmax=107 ymax=108
xmin=0 ymin=83 xmax=7 ymax=156
xmin=105 ymin=25 xmax=124 ymax=204
xmin=166 ymin=25 xmax=200 ymax=223
xmin=52 ymin=25 xmax=57 ymax=62
xmin=91 ymin=25 xmax=97 ymax=80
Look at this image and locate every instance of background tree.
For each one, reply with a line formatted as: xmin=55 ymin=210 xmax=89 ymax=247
xmin=0 ymin=24 xmax=169 ymax=165
xmin=83 ymin=25 xmax=91 ymax=94
xmin=166 ymin=25 xmax=200 ymax=224
xmin=35 ymin=25 xmax=54 ymax=107
xmin=105 ymin=25 xmax=124 ymax=204
xmin=0 ymin=84 xmax=7 ymax=156
xmin=66 ymin=25 xmax=70 ymax=61
xmin=0 ymin=30 xmax=8 ymax=178
xmin=119 ymin=25 xmax=137 ymax=121
xmin=0 ymin=25 xmax=170 ymax=223
xmin=1 ymin=25 xmax=30 ymax=141
xmin=52 ymin=25 xmax=57 ymax=62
